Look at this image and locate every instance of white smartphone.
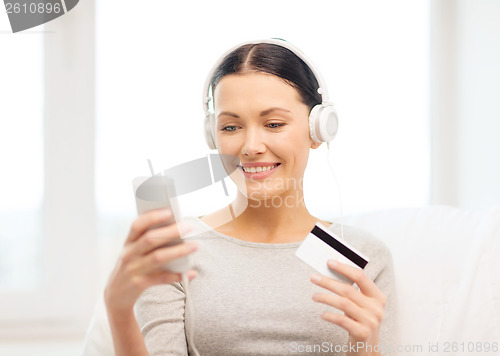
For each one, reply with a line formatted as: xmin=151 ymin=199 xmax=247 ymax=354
xmin=133 ymin=175 xmax=190 ymax=273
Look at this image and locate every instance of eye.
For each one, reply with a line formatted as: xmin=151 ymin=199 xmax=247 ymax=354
xmin=221 ymin=125 xmax=237 ymax=132
xmin=266 ymin=123 xmax=285 ymax=129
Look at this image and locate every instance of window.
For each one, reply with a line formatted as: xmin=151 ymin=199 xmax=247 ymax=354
xmin=0 ymin=6 xmax=96 ymax=337
xmin=0 ymin=21 xmax=44 ymax=292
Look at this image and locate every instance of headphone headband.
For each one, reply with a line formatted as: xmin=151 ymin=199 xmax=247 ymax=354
xmin=202 ymin=38 xmax=330 ymax=117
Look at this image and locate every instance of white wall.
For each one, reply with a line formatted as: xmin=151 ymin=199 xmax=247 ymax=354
xmin=431 ymin=0 xmax=500 ymax=209
xmin=456 ymin=0 xmax=500 ymax=209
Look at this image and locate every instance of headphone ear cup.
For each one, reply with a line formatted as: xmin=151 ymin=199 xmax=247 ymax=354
xmin=203 ymin=114 xmax=217 ymax=149
xmin=309 ymin=104 xmax=339 ymax=143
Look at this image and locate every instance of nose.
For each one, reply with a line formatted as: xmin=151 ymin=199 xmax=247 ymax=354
xmin=242 ymin=127 xmax=266 ymax=156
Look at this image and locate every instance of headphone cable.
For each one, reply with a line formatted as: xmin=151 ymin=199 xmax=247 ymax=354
xmin=326 ymin=142 xmax=344 ymax=240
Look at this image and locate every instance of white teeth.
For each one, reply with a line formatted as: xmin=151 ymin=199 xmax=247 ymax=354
xmin=242 ymin=165 xmax=276 ymax=173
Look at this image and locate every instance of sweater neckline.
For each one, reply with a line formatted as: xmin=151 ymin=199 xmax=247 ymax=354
xmin=190 ymin=216 xmax=331 ymax=249
xmin=191 ymin=216 xmax=335 ymax=248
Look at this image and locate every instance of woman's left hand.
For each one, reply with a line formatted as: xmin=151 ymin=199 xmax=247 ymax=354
xmin=311 ymin=260 xmax=386 ymax=355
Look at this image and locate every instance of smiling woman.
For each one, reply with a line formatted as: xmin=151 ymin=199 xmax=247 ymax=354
xmin=98 ymin=39 xmax=397 ymax=356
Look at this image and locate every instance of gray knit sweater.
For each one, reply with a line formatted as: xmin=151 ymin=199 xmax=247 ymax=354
xmin=135 ymin=217 xmax=397 ymax=355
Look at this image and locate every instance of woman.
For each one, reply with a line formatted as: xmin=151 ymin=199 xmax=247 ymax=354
xmin=104 ymin=39 xmax=396 ymax=356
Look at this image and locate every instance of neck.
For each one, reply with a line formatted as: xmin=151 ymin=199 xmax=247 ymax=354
xmin=222 ymin=189 xmax=318 ymax=243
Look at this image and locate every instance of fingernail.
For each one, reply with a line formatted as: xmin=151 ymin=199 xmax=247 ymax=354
xmin=187 ymin=242 xmax=198 ymax=252
xmin=312 ymin=293 xmax=320 ymax=301
xmin=160 ymin=209 xmax=172 ymax=218
xmin=328 ymin=260 xmax=338 ymax=268
xmin=311 ymin=274 xmax=321 ymax=283
xmin=177 ymin=222 xmax=193 ymax=237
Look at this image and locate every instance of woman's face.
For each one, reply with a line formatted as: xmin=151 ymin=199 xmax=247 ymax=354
xmin=213 ymin=71 xmax=320 ymax=204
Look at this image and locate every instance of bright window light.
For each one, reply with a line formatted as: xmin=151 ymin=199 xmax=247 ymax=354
xmin=0 ymin=16 xmax=44 ymax=291
xmin=96 ymin=0 xmax=430 ymax=221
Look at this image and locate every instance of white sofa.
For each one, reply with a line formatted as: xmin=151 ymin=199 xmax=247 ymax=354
xmin=341 ymin=205 xmax=500 ymax=354
xmin=82 ymin=205 xmax=500 ymax=355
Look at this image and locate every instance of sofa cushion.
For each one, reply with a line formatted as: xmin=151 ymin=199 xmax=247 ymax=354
xmin=342 ymin=205 xmax=500 ymax=350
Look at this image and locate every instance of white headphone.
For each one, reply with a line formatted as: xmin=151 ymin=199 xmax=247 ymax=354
xmin=202 ymin=38 xmax=339 ymax=150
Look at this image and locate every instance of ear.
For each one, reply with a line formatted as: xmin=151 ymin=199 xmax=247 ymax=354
xmin=311 ymin=141 xmax=322 ymax=149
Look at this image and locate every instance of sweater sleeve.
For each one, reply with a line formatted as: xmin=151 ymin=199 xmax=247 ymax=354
xmin=372 ymin=240 xmax=398 ymax=356
xmin=134 ymin=282 xmax=188 ymax=356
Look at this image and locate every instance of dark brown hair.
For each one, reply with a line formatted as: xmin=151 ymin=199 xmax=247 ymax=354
xmin=210 ymin=43 xmax=322 ymax=110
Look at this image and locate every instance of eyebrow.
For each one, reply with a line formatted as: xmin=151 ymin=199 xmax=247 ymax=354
xmin=218 ymin=107 xmax=291 ymax=118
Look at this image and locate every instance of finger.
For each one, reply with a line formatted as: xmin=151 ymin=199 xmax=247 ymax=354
xmin=311 ymin=273 xmax=385 ymax=326
xmin=184 ymin=269 xmax=198 ymax=281
xmin=312 ymin=291 xmax=368 ymax=323
xmin=327 ymin=260 xmax=384 ymax=300
xmin=133 ymin=221 xmax=192 ymax=256
xmin=132 ymin=241 xmax=198 ymax=274
xmin=126 ymin=209 xmax=173 ymax=244
xmin=311 ymin=273 xmax=368 ymax=309
xmin=320 ymin=312 xmax=371 ymax=341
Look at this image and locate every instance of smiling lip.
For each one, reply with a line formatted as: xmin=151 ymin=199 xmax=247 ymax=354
xmin=238 ymin=162 xmax=281 ymax=179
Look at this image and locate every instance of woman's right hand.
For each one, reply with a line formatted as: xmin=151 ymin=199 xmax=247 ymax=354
xmin=104 ymin=208 xmax=198 ymax=314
